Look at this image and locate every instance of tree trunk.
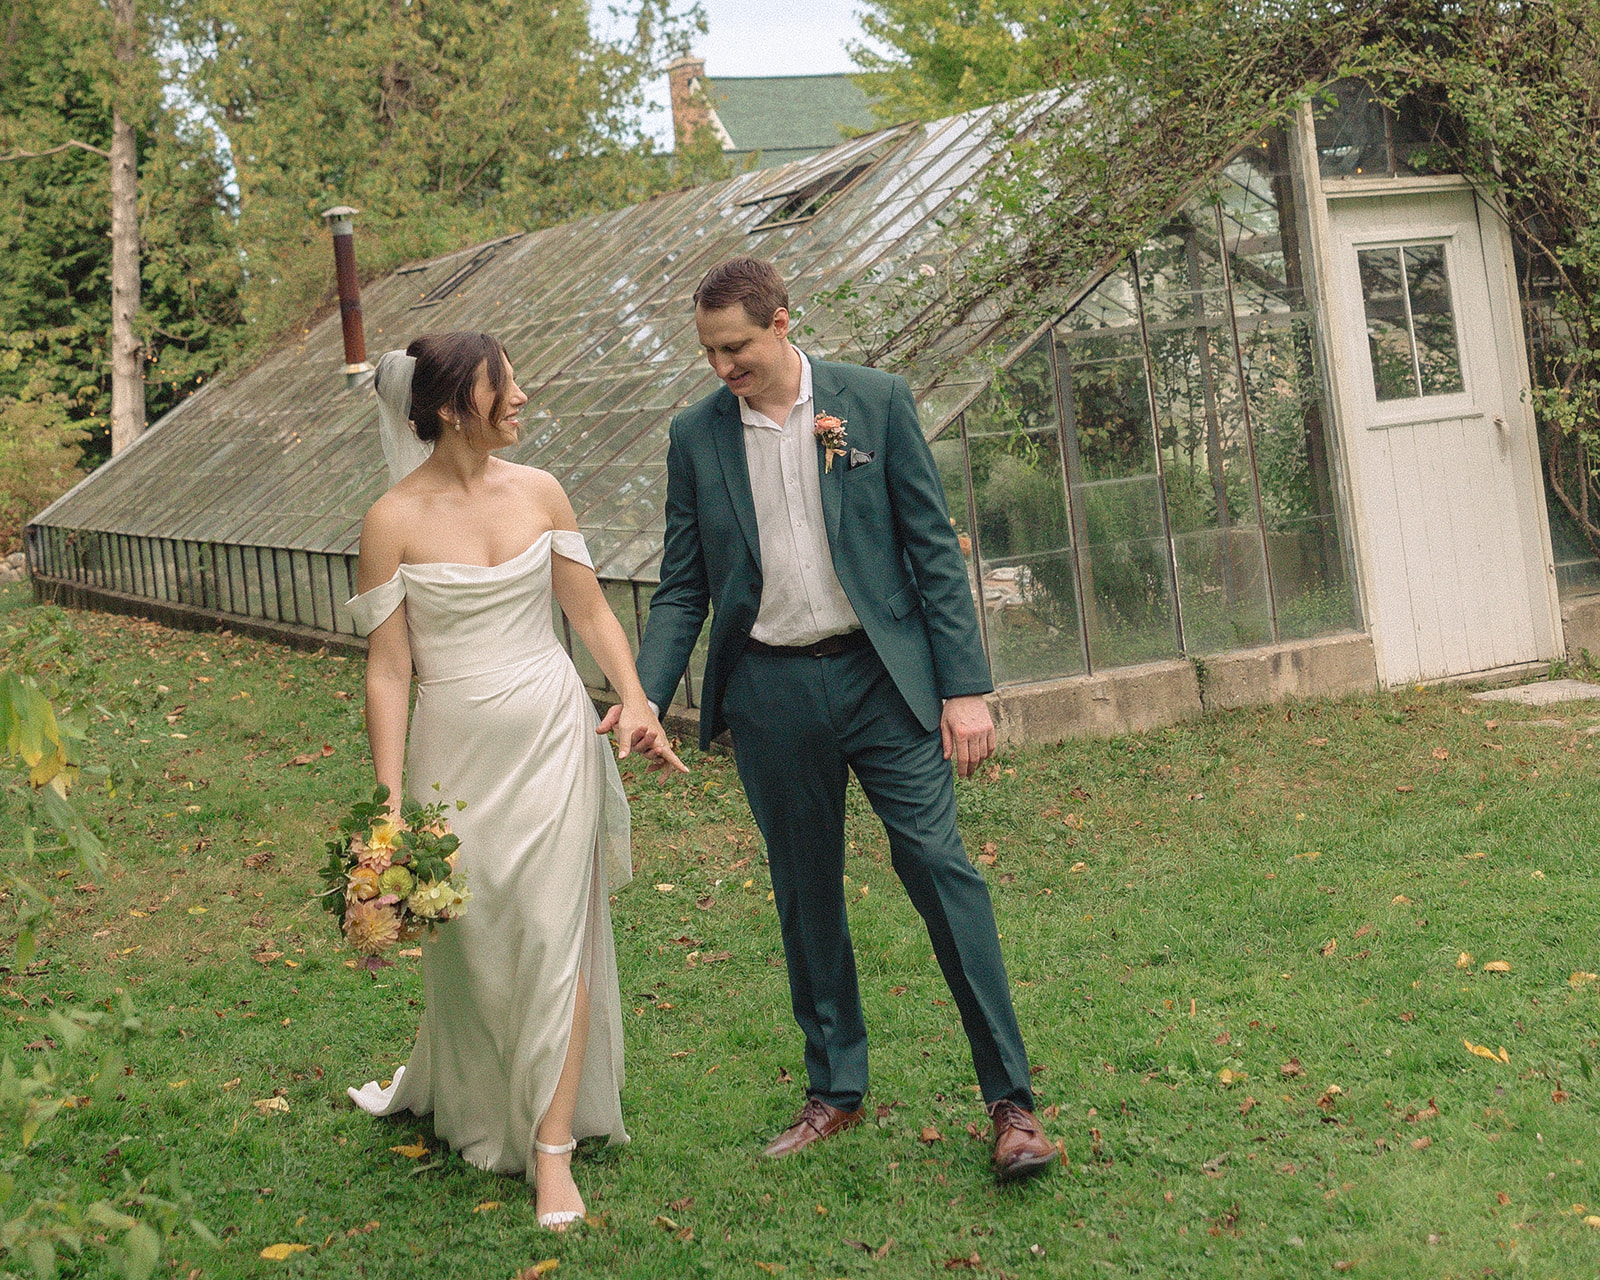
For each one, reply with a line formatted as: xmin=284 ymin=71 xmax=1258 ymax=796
xmin=108 ymin=0 xmax=144 ymax=454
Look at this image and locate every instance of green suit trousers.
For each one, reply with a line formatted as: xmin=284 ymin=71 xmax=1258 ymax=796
xmin=721 ymin=641 xmax=1034 ymax=1114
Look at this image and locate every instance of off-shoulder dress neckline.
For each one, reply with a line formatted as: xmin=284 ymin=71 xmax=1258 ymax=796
xmin=400 ymin=527 xmax=559 ymax=573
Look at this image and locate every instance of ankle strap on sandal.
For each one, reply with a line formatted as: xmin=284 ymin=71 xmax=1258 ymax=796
xmin=534 ymin=1137 xmax=577 ymax=1156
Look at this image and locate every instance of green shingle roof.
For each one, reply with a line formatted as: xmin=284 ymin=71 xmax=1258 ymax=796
xmin=703 ymin=73 xmax=878 ymax=163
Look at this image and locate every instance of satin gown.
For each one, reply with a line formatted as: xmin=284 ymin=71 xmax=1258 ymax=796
xmin=344 ymin=530 xmax=631 ymax=1178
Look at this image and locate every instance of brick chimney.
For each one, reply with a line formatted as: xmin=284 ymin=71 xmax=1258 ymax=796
xmin=667 ymin=53 xmax=710 ymax=149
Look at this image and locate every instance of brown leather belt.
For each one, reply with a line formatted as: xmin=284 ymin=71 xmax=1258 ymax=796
xmin=745 ymin=630 xmax=872 ymax=659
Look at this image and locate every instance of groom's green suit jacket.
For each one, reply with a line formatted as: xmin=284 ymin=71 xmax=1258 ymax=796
xmin=636 ymin=356 xmax=993 ymax=751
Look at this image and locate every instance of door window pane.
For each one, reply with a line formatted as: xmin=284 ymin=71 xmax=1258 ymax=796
xmin=1405 ymin=245 xmax=1464 ymax=396
xmin=1358 ymin=243 xmax=1463 ymax=401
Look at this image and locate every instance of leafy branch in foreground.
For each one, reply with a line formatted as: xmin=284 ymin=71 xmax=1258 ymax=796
xmin=0 ymin=612 xmax=212 ymax=1278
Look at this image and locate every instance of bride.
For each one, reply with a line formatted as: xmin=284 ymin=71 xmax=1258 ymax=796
xmin=343 ymin=331 xmax=684 ymax=1230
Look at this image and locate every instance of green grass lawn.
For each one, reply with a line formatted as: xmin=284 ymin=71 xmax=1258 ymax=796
xmin=5 ymin=578 xmax=1600 ymax=1279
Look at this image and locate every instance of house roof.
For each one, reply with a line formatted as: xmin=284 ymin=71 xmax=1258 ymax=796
xmin=701 ymin=73 xmax=879 ymax=168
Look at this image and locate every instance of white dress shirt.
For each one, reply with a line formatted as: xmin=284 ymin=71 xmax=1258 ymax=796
xmin=742 ymin=352 xmax=861 ymax=646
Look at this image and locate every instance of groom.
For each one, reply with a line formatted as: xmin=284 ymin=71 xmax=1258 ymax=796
xmin=635 ymin=256 xmax=1054 ymax=1182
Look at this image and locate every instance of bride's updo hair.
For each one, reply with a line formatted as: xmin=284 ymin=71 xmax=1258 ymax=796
xmin=402 ymin=331 xmax=510 ymax=443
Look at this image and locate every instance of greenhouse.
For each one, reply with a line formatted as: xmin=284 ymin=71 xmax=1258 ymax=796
xmin=27 ymin=81 xmax=1579 ymax=731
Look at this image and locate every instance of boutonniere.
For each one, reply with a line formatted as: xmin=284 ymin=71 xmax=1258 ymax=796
xmin=814 ymin=413 xmax=848 ymax=473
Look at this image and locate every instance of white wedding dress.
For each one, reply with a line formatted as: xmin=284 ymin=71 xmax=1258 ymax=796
xmin=344 ymin=529 xmax=632 ymax=1178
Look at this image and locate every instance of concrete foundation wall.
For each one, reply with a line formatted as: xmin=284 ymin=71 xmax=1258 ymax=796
xmin=1198 ymin=633 xmax=1378 ymax=711
xmin=989 ymin=660 xmax=1201 ymax=750
xmin=1562 ymin=596 xmax=1600 ymax=663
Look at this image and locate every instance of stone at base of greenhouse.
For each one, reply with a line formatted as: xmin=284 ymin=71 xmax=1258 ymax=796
xmin=653 ymin=633 xmax=1382 ymax=752
xmin=0 ymin=552 xmax=28 ymax=584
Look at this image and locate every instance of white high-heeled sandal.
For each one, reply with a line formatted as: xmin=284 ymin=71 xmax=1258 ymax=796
xmin=534 ymin=1138 xmax=582 ymax=1230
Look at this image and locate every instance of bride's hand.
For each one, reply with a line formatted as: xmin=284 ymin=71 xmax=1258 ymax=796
xmin=597 ymin=702 xmax=689 ymax=777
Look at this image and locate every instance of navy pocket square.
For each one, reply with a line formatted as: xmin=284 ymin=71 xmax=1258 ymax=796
xmin=848 ymin=448 xmax=875 ymax=469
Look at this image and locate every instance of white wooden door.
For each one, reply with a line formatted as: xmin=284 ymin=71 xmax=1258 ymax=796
xmin=1327 ymin=188 xmax=1560 ymax=685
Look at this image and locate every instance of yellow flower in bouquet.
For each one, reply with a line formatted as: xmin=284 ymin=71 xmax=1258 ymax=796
xmin=344 ymin=898 xmax=403 ymax=955
xmin=352 ymin=815 xmax=406 ymax=873
xmin=346 ymin=866 xmax=382 ymax=903
xmin=408 ymin=877 xmax=472 ymax=921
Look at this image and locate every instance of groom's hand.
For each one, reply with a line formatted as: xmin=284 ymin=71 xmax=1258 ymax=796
xmin=941 ymin=695 xmax=996 ymax=779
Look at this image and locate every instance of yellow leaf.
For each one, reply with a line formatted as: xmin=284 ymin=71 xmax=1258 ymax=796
xmin=1320 ymin=938 xmax=1337 ymax=957
xmin=1586 ymin=1216 xmax=1600 ymax=1229
xmin=260 ymin=1243 xmax=311 ymax=1260
xmin=1455 ymin=952 xmax=1474 ymax=969
xmin=473 ymin=1201 xmax=501 ymax=1213
xmin=390 ymin=1142 xmax=429 ymax=1159
xmin=1217 ymin=1068 xmax=1246 ymax=1085
xmin=1481 ymin=960 xmax=1511 ymax=973
xmin=516 ymin=1263 xmax=560 ymax=1278
xmin=1392 ymin=895 xmax=1411 ymax=904
xmin=252 ymin=1097 xmax=290 ymax=1116
xmin=1464 ymin=1040 xmax=1509 ymax=1063
xmin=1294 ymin=850 xmax=1321 ymax=860
xmin=188 ymin=906 xmax=207 ymax=915
xmin=169 ymin=1080 xmax=189 ymax=1089
xmin=655 ymin=884 xmax=676 ymax=893
xmin=1569 ymin=971 xmax=1598 ymax=988
xmin=654 ymin=1215 xmax=680 ymax=1232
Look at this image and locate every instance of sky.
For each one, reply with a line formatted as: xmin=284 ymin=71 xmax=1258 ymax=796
xmin=627 ymin=0 xmax=889 ymax=147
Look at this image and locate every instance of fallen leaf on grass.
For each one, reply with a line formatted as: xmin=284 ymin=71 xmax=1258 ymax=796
xmin=242 ymin=850 xmax=275 ymax=870
xmin=845 ymin=1239 xmax=895 ymax=1260
xmin=1497 ymin=1192 xmax=1511 ymax=1206
xmin=1353 ymin=924 xmax=1372 ymax=940
xmin=1317 ymin=1086 xmax=1344 ymax=1109
xmin=473 ymin=1201 xmax=500 ymax=1213
xmin=1455 ymin=952 xmax=1474 ymax=969
xmin=1392 ymin=895 xmax=1411 ymax=904
xmin=920 ymin=1126 xmax=943 ymax=1143
xmin=1396 ymin=785 xmax=1414 ymax=794
xmin=1569 ymin=971 xmax=1598 ymax=987
xmin=976 ymin=853 xmax=997 ymax=866
xmin=1238 ymin=1096 xmax=1257 ymax=1115
xmin=754 ymin=1265 xmax=785 ymax=1275
xmin=1553 ymin=1090 xmax=1569 ymax=1103
xmin=252 ymin=1097 xmax=289 ymax=1116
xmin=1217 ymin=1068 xmax=1246 ymax=1085
xmin=1307 ymin=736 xmax=1328 ymax=746
xmin=253 ymin=951 xmax=283 ymax=964
xmin=1069 ymin=861 xmax=1087 ymax=873
xmin=1320 ymin=938 xmax=1337 ymax=957
xmin=669 ymin=1197 xmax=694 ymax=1212
xmin=1411 ymin=1137 xmax=1432 ymax=1150
xmin=398 ymin=948 xmax=422 ymax=958
xmin=1464 ymin=1040 xmax=1510 ymax=1064
xmin=345 ymin=1221 xmax=378 ymax=1237
xmin=1405 ymin=1099 xmax=1438 ymax=1123
xmin=654 ymin=884 xmax=675 ymax=893
xmin=1334 ymin=1261 xmax=1355 ymax=1273
xmin=222 ymin=1078 xmax=241 ymax=1091
xmin=259 ymin=1244 xmax=310 ymax=1260
xmin=1280 ymin=1059 xmax=1306 ymax=1078
xmin=513 ymin=1262 xmax=560 ymax=1279
xmin=1464 ymin=851 xmax=1487 ymax=860
xmin=1482 ymin=961 xmax=1511 ymax=973
xmin=944 ymin=1254 xmax=982 ymax=1271
xmin=1213 ymin=1031 xmax=1231 ymax=1046
xmin=390 ymin=1142 xmax=429 ymax=1158
xmin=1432 ymin=747 xmax=1449 ymax=760
xmin=653 ymin=1215 xmax=679 ymax=1232
xmin=1584 ymin=1216 xmax=1600 ymax=1229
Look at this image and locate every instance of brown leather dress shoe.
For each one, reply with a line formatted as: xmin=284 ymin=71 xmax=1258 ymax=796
xmin=763 ymin=1097 xmax=866 ymax=1158
xmin=989 ymin=1100 xmax=1057 ymax=1182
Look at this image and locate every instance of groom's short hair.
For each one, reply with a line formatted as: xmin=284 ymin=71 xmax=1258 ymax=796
xmin=694 ymin=257 xmax=789 ymax=328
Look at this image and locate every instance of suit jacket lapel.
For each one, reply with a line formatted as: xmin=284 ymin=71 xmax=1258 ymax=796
xmin=710 ymin=389 xmax=763 ymax=571
xmin=810 ymin=356 xmax=845 ymax=549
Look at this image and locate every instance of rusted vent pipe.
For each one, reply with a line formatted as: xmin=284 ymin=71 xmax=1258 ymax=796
xmin=322 ymin=206 xmax=374 ymax=388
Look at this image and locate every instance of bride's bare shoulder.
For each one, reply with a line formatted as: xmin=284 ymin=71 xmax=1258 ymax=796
xmin=500 ymin=462 xmax=574 ymax=520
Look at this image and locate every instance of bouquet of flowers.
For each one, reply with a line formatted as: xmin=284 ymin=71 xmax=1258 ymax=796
xmin=320 ymin=786 xmax=472 ymax=970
